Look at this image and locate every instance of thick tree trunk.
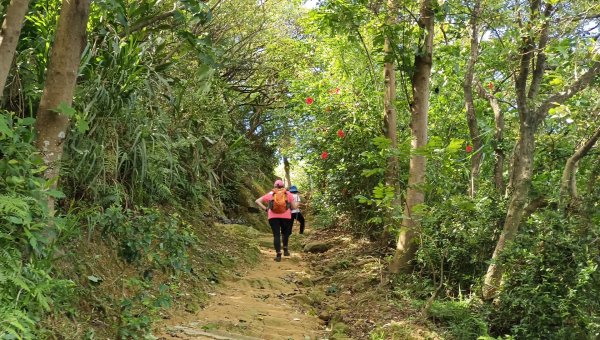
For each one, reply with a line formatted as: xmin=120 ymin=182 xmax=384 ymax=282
xmin=560 ymin=125 xmax=600 ymax=204
xmin=483 ymin=0 xmax=544 ymax=299
xmin=0 ymin=0 xmax=31 ymax=99
xmin=463 ymin=0 xmax=483 ymax=198
xmin=34 ymin=0 xmax=92 ymax=214
xmin=483 ymin=126 xmax=535 ymax=298
xmin=389 ymin=0 xmax=434 ymax=274
xmin=283 ymin=157 xmax=292 ymax=188
xmin=382 ymin=0 xmax=399 ymax=247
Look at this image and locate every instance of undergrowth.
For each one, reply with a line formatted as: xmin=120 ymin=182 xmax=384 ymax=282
xmin=1 ymin=111 xmax=268 ymax=338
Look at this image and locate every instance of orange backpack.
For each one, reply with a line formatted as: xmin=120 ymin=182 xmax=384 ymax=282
xmin=269 ymin=188 xmax=290 ymax=213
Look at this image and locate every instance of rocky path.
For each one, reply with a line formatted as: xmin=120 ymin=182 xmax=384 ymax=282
xmin=159 ymin=235 xmax=325 ymax=340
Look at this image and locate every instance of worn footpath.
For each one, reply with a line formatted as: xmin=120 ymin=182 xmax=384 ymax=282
xmin=159 ymin=234 xmax=326 ymax=340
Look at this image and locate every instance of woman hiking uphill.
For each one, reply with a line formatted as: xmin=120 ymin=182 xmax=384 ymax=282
xmin=255 ymin=180 xmax=298 ymax=262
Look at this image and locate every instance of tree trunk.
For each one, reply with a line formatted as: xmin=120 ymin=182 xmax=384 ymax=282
xmin=462 ymin=0 xmax=483 ymax=198
xmin=477 ymin=81 xmax=505 ymax=194
xmin=283 ymin=156 xmax=292 ymax=188
xmin=483 ymin=125 xmax=535 ymax=298
xmin=382 ymin=0 xmax=399 ymax=247
xmin=34 ymin=0 xmax=92 ymax=214
xmin=483 ymin=0 xmax=600 ymax=298
xmin=0 ymin=0 xmax=31 ymax=99
xmin=389 ymin=0 xmax=434 ymax=274
xmin=492 ymin=98 xmax=505 ymax=194
xmin=483 ymin=0 xmax=545 ymax=299
xmin=560 ymin=125 xmax=600 ymax=204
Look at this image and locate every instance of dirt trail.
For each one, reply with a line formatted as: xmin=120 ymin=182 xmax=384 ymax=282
xmin=160 ymin=234 xmax=325 ymax=340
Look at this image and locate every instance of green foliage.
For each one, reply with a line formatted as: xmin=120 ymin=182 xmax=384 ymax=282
xmin=3 ymin=0 xmax=600 ymax=338
xmin=118 ymin=281 xmax=172 ymax=339
xmin=53 ymin=0 xmax=277 ymax=213
xmin=5 ymin=1 xmax=304 ymax=336
xmin=0 ymin=113 xmax=74 ymax=338
xmin=369 ymin=322 xmax=413 ymax=340
xmin=414 ymin=195 xmax=505 ymax=295
xmin=90 ymin=207 xmax=196 ymax=272
xmin=492 ymin=211 xmax=600 ymax=339
xmin=0 ymin=304 xmax=35 ymax=340
xmin=428 ymin=300 xmax=489 ymax=339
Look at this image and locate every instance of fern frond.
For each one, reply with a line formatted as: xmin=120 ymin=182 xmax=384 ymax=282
xmin=0 ymin=195 xmax=30 ymax=218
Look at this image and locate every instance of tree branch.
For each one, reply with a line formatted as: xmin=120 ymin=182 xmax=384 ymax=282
xmin=527 ymin=4 xmax=552 ymax=100
xmin=560 ymin=124 xmax=600 ymax=201
xmin=463 ymin=0 xmax=483 ymax=197
xmin=120 ymin=8 xmax=178 ymax=37
xmin=514 ymin=26 xmax=535 ymax=121
xmin=476 ymin=80 xmax=505 ymax=192
xmin=536 ymin=60 xmax=600 ymax=121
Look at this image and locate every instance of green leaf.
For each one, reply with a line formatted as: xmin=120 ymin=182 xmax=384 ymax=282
xmin=87 ymin=275 xmax=102 ymax=283
xmin=53 ymin=102 xmax=77 ymax=117
xmin=361 ymin=168 xmax=383 ymax=177
xmin=372 ymin=136 xmax=391 ymax=150
xmin=45 ymin=189 xmax=66 ymax=199
xmin=354 ymin=195 xmax=369 ymax=204
xmin=29 ymin=236 xmax=38 ymax=250
xmin=549 ymin=76 xmax=563 ymax=86
xmin=427 ymin=136 xmax=444 ymax=149
xmin=75 ymin=118 xmax=90 ymax=133
xmin=0 ymin=116 xmax=14 ymax=138
xmin=35 ymin=291 xmax=51 ymax=311
xmin=447 ymin=139 xmax=465 ymax=153
xmin=19 ymin=117 xmax=36 ymax=126
xmin=10 ymin=276 xmax=30 ymax=292
xmin=9 ymin=320 xmax=26 ymax=333
xmin=7 ymin=216 xmax=24 ymax=224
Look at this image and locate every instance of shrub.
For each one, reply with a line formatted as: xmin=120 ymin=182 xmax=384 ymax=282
xmin=414 ymin=195 xmax=505 ymax=296
xmin=90 ymin=206 xmax=197 ymax=272
xmin=492 ymin=211 xmax=600 ymax=339
xmin=0 ymin=113 xmax=74 ymax=338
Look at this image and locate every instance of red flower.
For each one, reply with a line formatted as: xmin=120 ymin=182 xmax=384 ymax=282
xmin=488 ymin=82 xmax=494 ymax=90
xmin=335 ymin=87 xmax=340 ymax=94
xmin=337 ymin=129 xmax=345 ymax=138
xmin=321 ymin=151 xmax=329 ymax=159
xmin=305 ymin=97 xmax=314 ymax=105
xmin=466 ymin=145 xmax=473 ymax=153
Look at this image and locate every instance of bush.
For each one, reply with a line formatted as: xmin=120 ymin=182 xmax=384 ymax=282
xmin=414 ymin=195 xmax=505 ymax=296
xmin=492 ymin=211 xmax=600 ymax=339
xmin=428 ymin=300 xmax=489 ymax=339
xmin=90 ymin=206 xmax=197 ymax=272
xmin=0 ymin=113 xmax=75 ymax=338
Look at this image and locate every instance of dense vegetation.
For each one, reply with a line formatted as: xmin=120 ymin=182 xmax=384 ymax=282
xmin=1 ymin=0 xmax=599 ymax=338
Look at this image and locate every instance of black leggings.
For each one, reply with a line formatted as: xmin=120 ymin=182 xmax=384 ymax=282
xmin=269 ymin=218 xmax=292 ymax=254
xmin=292 ymin=212 xmax=305 ymax=234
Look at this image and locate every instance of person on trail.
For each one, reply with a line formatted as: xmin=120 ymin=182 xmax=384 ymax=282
xmin=289 ymin=185 xmax=305 ymax=234
xmin=255 ymin=180 xmax=297 ymax=262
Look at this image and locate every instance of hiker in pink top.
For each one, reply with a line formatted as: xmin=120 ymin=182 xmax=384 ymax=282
xmin=255 ymin=179 xmax=297 ymax=262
